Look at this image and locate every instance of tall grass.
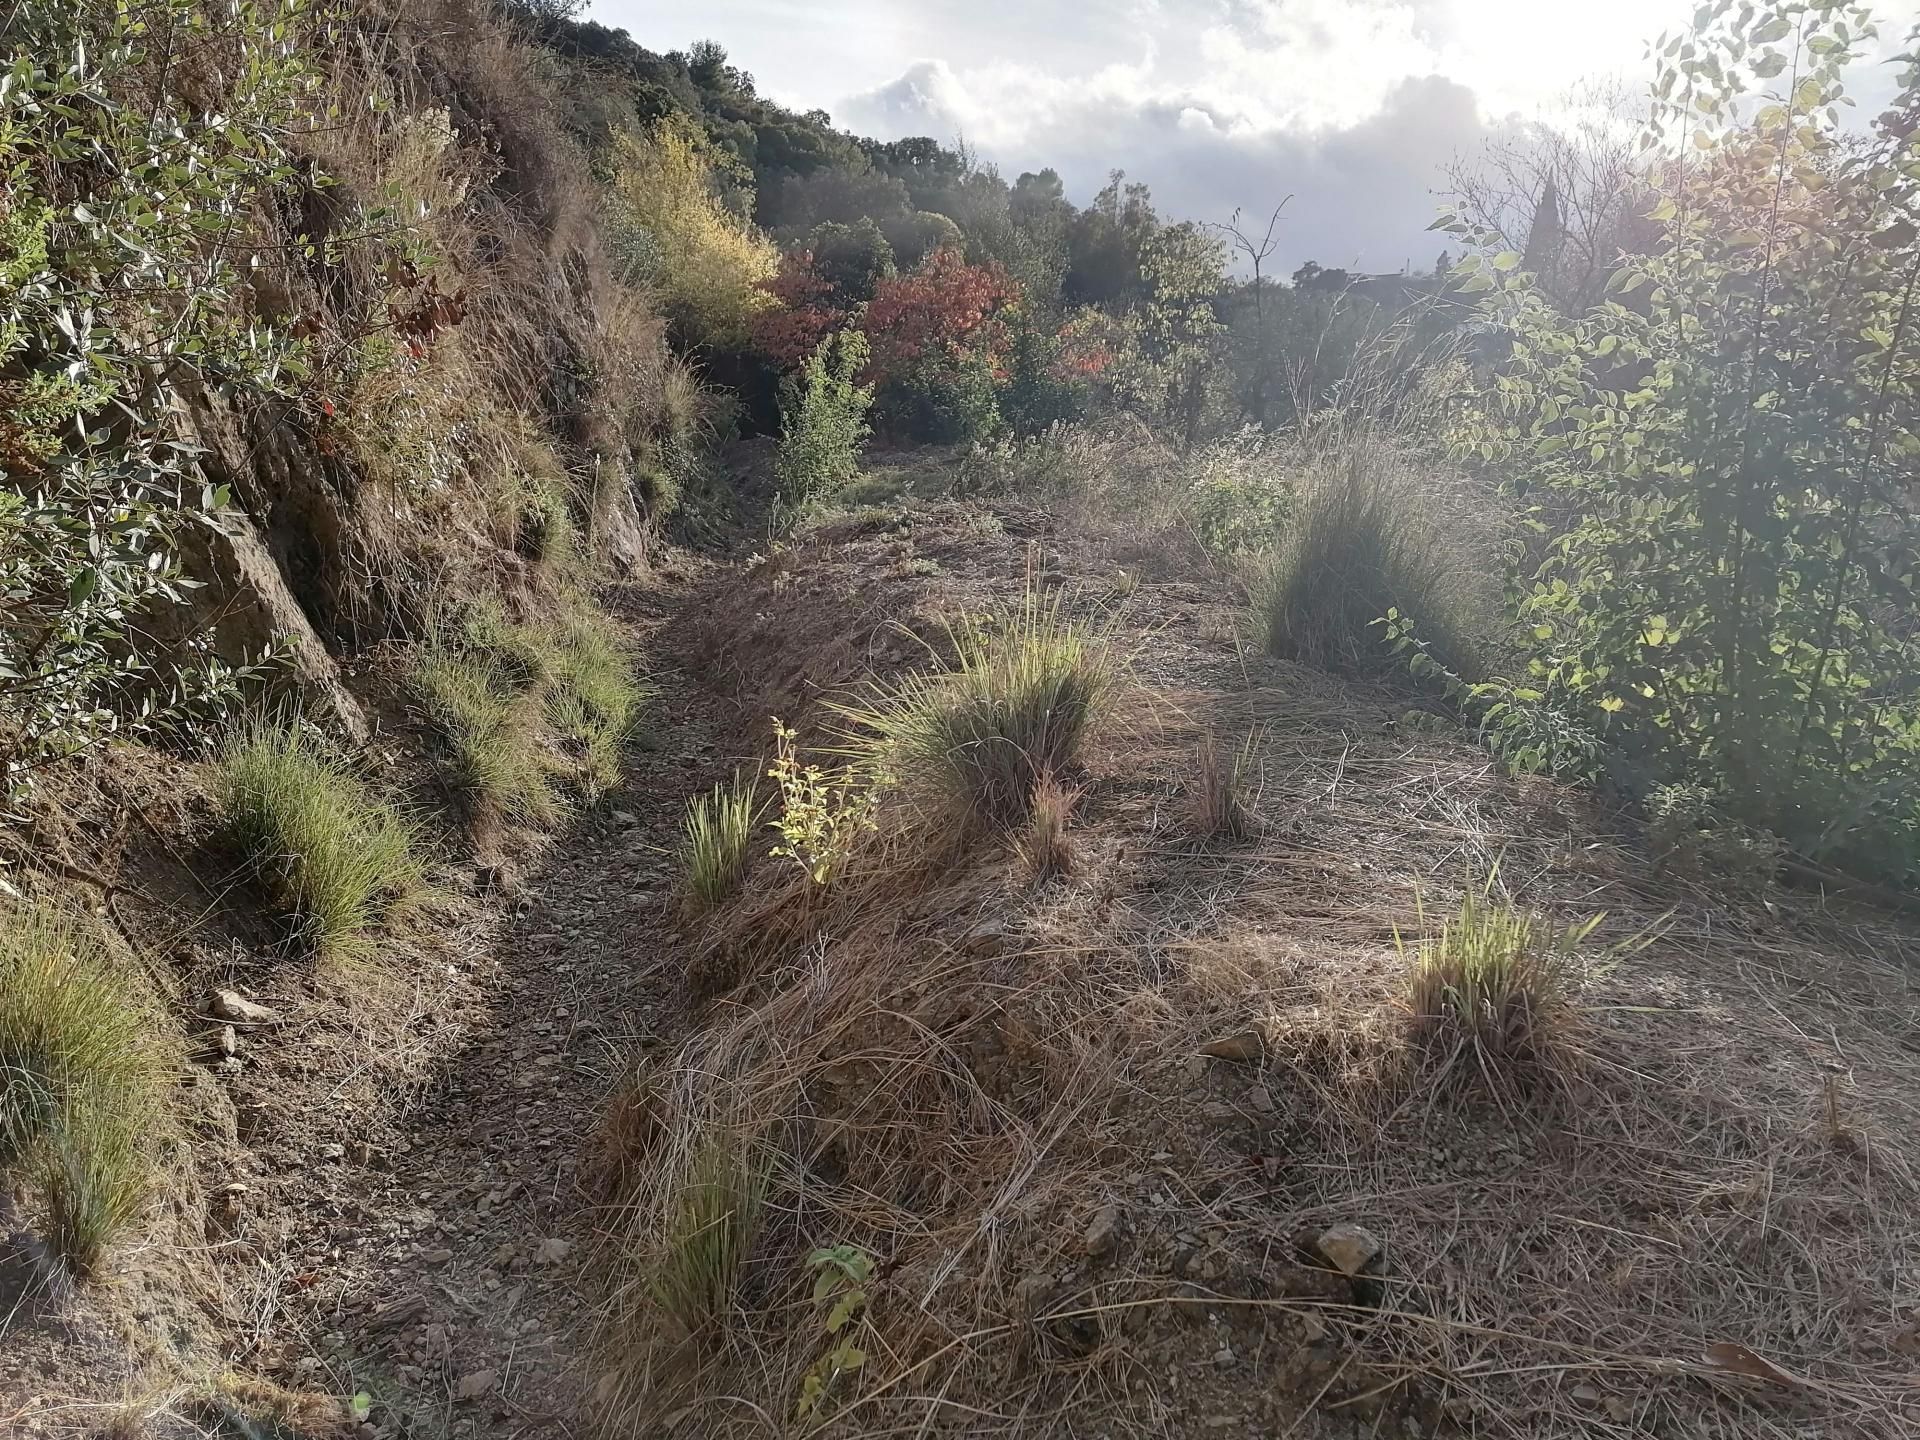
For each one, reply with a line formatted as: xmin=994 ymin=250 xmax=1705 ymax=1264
xmin=678 ymin=772 xmax=758 ymax=912
xmin=1255 ymin=436 xmax=1482 ymax=680
xmin=0 ymin=902 xmax=161 ymax=1276
xmin=412 ymin=650 xmax=563 ymax=827
xmin=836 ymin=587 xmax=1116 ymax=828
xmin=644 ymin=1136 xmax=769 ymax=1334
xmin=214 ymin=722 xmax=424 ymax=962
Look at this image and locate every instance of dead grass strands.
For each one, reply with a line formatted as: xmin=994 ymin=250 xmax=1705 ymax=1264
xmin=1189 ymin=732 xmax=1259 ymax=842
xmin=1014 ymin=770 xmax=1079 ymax=882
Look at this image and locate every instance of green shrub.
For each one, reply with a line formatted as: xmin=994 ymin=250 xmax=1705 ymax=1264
xmin=214 ymin=723 xmax=424 ymax=961
xmin=1255 ymin=440 xmax=1480 ymax=680
xmin=837 ymin=587 xmax=1116 ymax=828
xmin=776 ymin=330 xmax=874 ymax=511
xmin=678 ymin=772 xmax=759 ymax=911
xmin=0 ymin=902 xmax=162 ymax=1276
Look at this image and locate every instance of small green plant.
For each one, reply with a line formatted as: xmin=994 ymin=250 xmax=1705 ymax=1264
xmin=775 ymin=330 xmax=874 ymax=512
xmin=766 ymin=721 xmax=880 ymax=885
xmin=1645 ymin=782 xmax=1784 ymax=892
xmin=1401 ymin=880 xmax=1602 ymax=1089
xmin=646 ymin=1136 xmax=769 ymax=1334
xmin=795 ymin=1244 xmax=874 ymax=1421
xmin=545 ymin=607 xmax=647 ymax=798
xmin=0 ymin=901 xmax=162 ymax=1276
xmin=679 ymin=772 xmax=759 ymax=911
xmin=213 ymin=722 xmax=424 ymax=962
xmin=835 ymin=587 xmax=1116 ymax=829
xmin=411 ymin=651 xmax=563 ymax=827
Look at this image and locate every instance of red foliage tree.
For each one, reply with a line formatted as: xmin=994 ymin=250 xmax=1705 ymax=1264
xmin=857 ymin=247 xmax=1017 ymax=384
xmin=749 ymin=250 xmax=847 ymax=367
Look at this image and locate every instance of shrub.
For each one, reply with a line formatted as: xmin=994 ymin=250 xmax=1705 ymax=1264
xmin=678 ymin=772 xmax=759 ymax=911
xmin=766 ymin=721 xmax=880 ymax=886
xmin=645 ymin=1136 xmax=769 ymax=1334
xmin=837 ymin=587 xmax=1116 ymax=829
xmin=775 ymin=330 xmax=874 ymax=511
xmin=0 ymin=902 xmax=162 ymax=1276
xmin=1403 ymin=883 xmax=1600 ymax=1090
xmin=1255 ymin=438 xmax=1481 ymax=680
xmin=214 ymin=723 xmax=424 ymax=962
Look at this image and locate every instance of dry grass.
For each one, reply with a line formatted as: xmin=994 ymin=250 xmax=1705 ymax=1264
xmin=1013 ymin=770 xmax=1079 ymax=882
xmin=0 ymin=900 xmax=163 ymax=1278
xmin=1189 ymin=732 xmax=1259 ymax=842
xmin=213 ymin=721 xmax=425 ymax=962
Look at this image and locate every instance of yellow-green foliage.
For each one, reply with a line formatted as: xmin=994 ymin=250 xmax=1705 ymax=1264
xmin=836 ymin=588 xmax=1116 ymax=828
xmin=214 ymin=723 xmax=424 ymax=962
xmin=0 ymin=901 xmax=162 ymax=1276
xmin=605 ymin=118 xmax=778 ymax=349
xmin=678 ymin=772 xmax=759 ymax=911
xmin=415 ymin=597 xmax=646 ymax=823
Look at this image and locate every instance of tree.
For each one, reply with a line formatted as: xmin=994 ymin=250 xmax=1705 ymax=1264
xmin=1137 ymin=223 xmax=1229 ymax=449
xmin=804 ymin=219 xmax=895 ymax=301
xmin=750 ymin=251 xmax=846 ymax=367
xmin=1208 ymin=197 xmax=1291 ymax=424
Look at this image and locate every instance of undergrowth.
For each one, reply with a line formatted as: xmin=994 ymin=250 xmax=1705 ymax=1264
xmin=836 ymin=587 xmax=1115 ymax=828
xmin=643 ymin=1134 xmax=770 ymax=1335
xmin=678 ymin=771 xmax=759 ymax=911
xmin=213 ymin=722 xmax=424 ymax=962
xmin=0 ymin=901 xmax=162 ymax=1277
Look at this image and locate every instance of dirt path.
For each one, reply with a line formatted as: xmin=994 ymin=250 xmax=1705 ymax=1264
xmin=298 ymin=559 xmax=744 ymax=1440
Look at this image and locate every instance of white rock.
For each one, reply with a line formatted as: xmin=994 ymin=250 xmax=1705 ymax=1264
xmin=1315 ymin=1222 xmax=1384 ymax=1276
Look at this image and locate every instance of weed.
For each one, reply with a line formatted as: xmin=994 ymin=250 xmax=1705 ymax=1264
xmin=1190 ymin=733 xmax=1259 ymax=842
xmin=0 ymin=901 xmax=161 ymax=1276
xmin=767 ymin=721 xmax=880 ymax=885
xmin=836 ymin=587 xmax=1116 ymax=829
xmin=646 ymin=1136 xmax=769 ymax=1334
xmin=679 ymin=771 xmax=759 ymax=911
xmin=796 ymin=1245 xmax=874 ymax=1420
xmin=1255 ymin=439 xmax=1480 ymax=679
xmin=213 ymin=722 xmax=424 ymax=961
xmin=1402 ymin=880 xmax=1600 ymax=1089
xmin=1014 ymin=770 xmax=1078 ymax=881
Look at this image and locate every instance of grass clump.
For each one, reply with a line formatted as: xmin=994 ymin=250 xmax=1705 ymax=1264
xmin=645 ymin=1135 xmax=769 ymax=1334
xmin=214 ymin=722 xmax=424 ymax=962
xmin=1190 ymin=733 xmax=1258 ymax=842
xmin=0 ymin=902 xmax=162 ymax=1277
xmin=1403 ymin=881 xmax=1600 ymax=1089
xmin=1255 ymin=439 xmax=1481 ymax=680
xmin=838 ymin=587 xmax=1116 ymax=829
xmin=678 ymin=772 xmax=759 ymax=912
xmin=414 ymin=597 xmax=647 ymax=825
xmin=1014 ymin=770 xmax=1078 ymax=881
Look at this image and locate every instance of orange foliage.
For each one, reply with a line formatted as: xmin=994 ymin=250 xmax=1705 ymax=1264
xmin=857 ymin=247 xmax=1016 ymax=384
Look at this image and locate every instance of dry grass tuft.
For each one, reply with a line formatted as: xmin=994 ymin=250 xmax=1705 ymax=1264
xmin=834 ymin=586 xmax=1116 ymax=829
xmin=213 ymin=721 xmax=424 ymax=962
xmin=1189 ymin=732 xmax=1259 ymax=842
xmin=1013 ymin=770 xmax=1079 ymax=882
xmin=0 ymin=901 xmax=162 ymax=1278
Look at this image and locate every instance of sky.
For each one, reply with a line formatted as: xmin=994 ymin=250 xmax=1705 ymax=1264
xmin=585 ymin=1 xmax=1910 ymax=274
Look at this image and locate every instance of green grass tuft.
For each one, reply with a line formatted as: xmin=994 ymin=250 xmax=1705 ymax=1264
xmin=0 ymin=902 xmax=162 ymax=1277
xmin=1255 ymin=442 xmax=1481 ymax=680
xmin=214 ymin=722 xmax=424 ymax=962
xmin=1403 ymin=881 xmax=1600 ymax=1089
xmin=645 ymin=1136 xmax=769 ymax=1334
xmin=411 ymin=651 xmax=564 ymax=827
xmin=678 ymin=772 xmax=759 ymax=912
xmin=836 ymin=586 xmax=1116 ymax=829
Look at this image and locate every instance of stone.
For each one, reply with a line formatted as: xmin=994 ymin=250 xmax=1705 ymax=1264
xmin=1201 ymin=1030 xmax=1266 ymax=1062
xmin=218 ymin=1025 xmax=238 ymax=1057
xmin=209 ymin=989 xmax=280 ymax=1025
xmin=1083 ymin=1205 xmax=1121 ymax=1259
xmin=534 ymin=1237 xmax=571 ymax=1265
xmin=1315 ymin=1222 xmax=1384 ymax=1276
xmin=455 ymin=1369 xmax=498 ymax=1402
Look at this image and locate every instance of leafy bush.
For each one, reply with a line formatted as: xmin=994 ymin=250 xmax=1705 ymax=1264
xmin=836 ymin=588 xmax=1116 ymax=828
xmin=0 ymin=0 xmax=318 ymax=790
xmin=678 ymin=772 xmax=759 ymax=911
xmin=765 ymin=721 xmax=879 ymax=885
xmin=1403 ymin=883 xmax=1600 ymax=1090
xmin=0 ymin=901 xmax=162 ymax=1276
xmin=1444 ymin=4 xmax=1920 ymax=884
xmin=1255 ymin=438 xmax=1481 ymax=679
xmin=775 ymin=331 xmax=874 ymax=510
xmin=214 ymin=723 xmax=424 ymax=961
